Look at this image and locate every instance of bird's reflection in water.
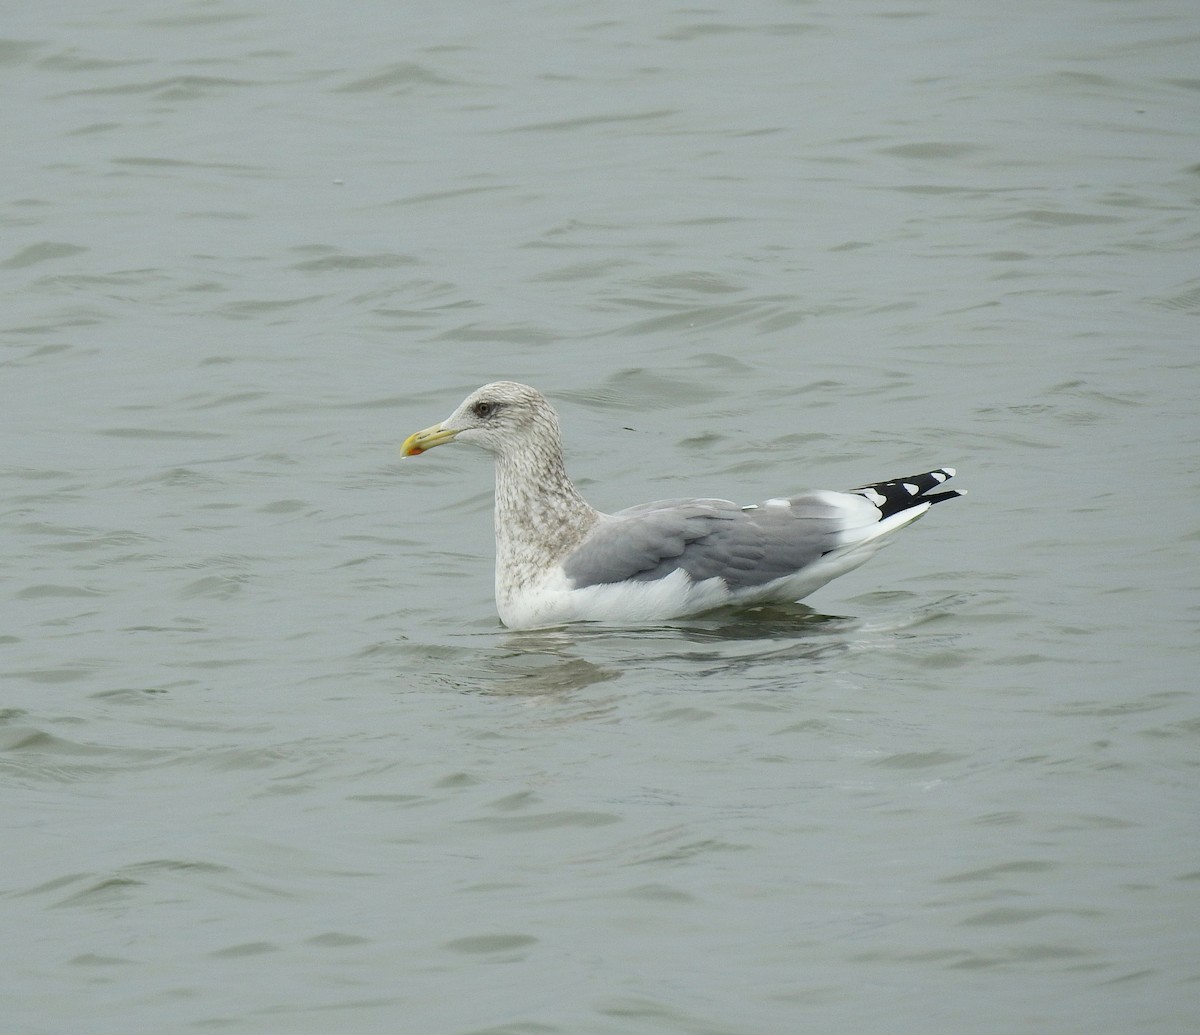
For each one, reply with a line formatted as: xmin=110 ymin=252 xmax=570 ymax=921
xmin=466 ymin=603 xmax=859 ymax=699
xmin=474 ymin=647 xmax=622 ymax=699
xmin=671 ymin=602 xmax=853 ymax=642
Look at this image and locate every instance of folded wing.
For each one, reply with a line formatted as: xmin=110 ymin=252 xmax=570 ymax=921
xmin=562 ymin=468 xmax=963 ymax=591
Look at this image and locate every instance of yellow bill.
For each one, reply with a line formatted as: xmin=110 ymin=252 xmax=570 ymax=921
xmin=400 ymin=423 xmax=459 ymax=457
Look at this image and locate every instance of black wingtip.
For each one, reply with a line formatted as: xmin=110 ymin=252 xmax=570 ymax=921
xmin=924 ymin=488 xmax=966 ymax=506
xmin=850 ymin=468 xmax=965 ymax=519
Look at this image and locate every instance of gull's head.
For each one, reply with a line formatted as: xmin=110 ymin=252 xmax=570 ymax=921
xmin=401 ymin=381 xmax=559 ymax=459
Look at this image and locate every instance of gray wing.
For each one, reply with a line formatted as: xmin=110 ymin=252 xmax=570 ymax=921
xmin=562 ymin=495 xmax=864 ymax=590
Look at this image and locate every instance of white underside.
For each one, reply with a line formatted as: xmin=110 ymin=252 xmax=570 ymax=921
xmin=496 ymin=501 xmax=932 ymax=630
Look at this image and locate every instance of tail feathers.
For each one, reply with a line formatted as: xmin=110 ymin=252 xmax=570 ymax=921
xmin=850 ymin=467 xmax=965 ymax=520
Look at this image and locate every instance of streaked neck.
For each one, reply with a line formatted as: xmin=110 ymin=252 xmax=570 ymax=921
xmin=493 ymin=445 xmax=597 ymax=589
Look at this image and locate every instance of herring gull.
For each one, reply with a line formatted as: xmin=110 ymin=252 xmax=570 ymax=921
xmin=401 ymin=381 xmax=964 ymax=630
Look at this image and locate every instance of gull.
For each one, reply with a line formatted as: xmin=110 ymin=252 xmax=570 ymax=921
xmin=402 ymin=381 xmax=963 ymax=630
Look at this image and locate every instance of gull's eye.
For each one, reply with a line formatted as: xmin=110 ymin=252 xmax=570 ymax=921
xmin=472 ymin=401 xmax=496 ymax=419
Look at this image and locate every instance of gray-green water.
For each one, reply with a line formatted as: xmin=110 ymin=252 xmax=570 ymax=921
xmin=3 ymin=2 xmax=1198 ymax=1032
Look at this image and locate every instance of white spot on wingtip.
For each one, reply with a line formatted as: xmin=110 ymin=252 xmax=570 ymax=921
xmin=943 ymin=467 xmax=955 ymax=477
xmin=903 ymin=483 xmax=919 ymax=495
